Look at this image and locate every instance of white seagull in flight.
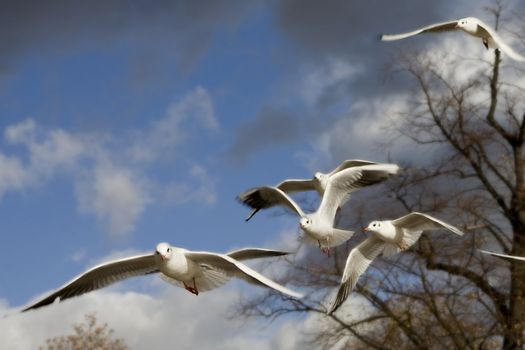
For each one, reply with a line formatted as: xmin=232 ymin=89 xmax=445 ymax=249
xmin=240 ymin=159 xmax=379 ymax=221
xmin=22 ymin=243 xmax=302 ymax=311
xmin=239 ymin=163 xmax=400 ymax=255
xmin=328 ymin=212 xmax=464 ymax=314
xmin=381 ymin=17 xmax=525 ymax=62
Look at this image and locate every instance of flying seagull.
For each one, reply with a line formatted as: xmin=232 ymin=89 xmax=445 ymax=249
xmin=239 ymin=159 xmax=379 ymax=221
xmin=239 ymin=163 xmax=400 ymax=255
xmin=328 ymin=212 xmax=464 ymax=314
xmin=380 ymin=17 xmax=525 ymax=62
xmin=22 ymin=244 xmax=302 ymax=311
xmin=479 ymin=249 xmax=525 ymax=261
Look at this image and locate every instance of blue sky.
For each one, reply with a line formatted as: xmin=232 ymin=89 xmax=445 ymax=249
xmin=1 ymin=0 xmax=524 ymax=349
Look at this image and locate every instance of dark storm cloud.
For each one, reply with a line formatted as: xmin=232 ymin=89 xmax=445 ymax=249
xmin=228 ymin=106 xmax=305 ymax=164
xmin=271 ymin=0 xmax=450 ymax=95
xmin=227 ymin=0 xmax=450 ymax=163
xmin=228 ymin=0 xmax=525 ymax=163
xmin=269 ymin=0 xmax=525 ymax=101
xmin=0 ymin=0 xmax=254 ymax=73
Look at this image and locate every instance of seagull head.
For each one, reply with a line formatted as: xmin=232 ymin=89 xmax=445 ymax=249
xmin=364 ymin=221 xmax=382 ymax=234
xmin=155 ymin=242 xmax=173 ymax=261
xmin=456 ymin=17 xmax=477 ymax=32
xmin=299 ymin=216 xmax=312 ymax=230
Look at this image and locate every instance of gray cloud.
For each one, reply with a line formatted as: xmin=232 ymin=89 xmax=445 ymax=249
xmin=0 ymin=0 xmax=254 ymax=74
xmin=271 ymin=0 xmax=451 ymax=97
xmin=229 ymin=0 xmax=525 ymax=164
xmin=226 ymin=0 xmax=450 ymax=164
xmin=227 ymin=106 xmax=305 ymax=164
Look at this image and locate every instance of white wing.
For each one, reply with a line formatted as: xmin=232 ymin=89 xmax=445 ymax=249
xmin=238 ymin=186 xmax=306 ymax=219
xmin=317 ymin=163 xmax=400 ymax=221
xmin=479 ymin=249 xmax=525 ymax=262
xmin=22 ymin=254 xmax=158 ymax=312
xmin=225 ymin=248 xmax=290 ymax=261
xmin=381 ymin=20 xmax=459 ymax=41
xmin=392 ymin=212 xmax=464 ymax=236
xmin=474 ymin=18 xmax=525 ymax=62
xmin=185 ymin=251 xmax=303 ymax=298
xmin=328 ymin=159 xmax=379 ymax=177
xmin=328 ymin=237 xmax=385 ymax=314
xmin=276 ymin=178 xmax=316 ymax=193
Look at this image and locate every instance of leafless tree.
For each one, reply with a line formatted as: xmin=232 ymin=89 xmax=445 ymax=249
xmin=40 ymin=313 xmax=128 ymax=350
xmin=236 ymin=4 xmax=525 ymax=349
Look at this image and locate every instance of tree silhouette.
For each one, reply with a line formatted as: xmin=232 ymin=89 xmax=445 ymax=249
xmin=40 ymin=314 xmax=128 ymax=350
xmin=237 ymin=4 xmax=525 ymax=349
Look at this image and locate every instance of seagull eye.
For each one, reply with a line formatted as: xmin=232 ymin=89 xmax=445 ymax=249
xmin=167 ymin=248 xmax=171 ymax=253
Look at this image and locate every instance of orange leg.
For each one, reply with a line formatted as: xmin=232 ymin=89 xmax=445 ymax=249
xmin=183 ymin=278 xmax=199 ymax=295
xmin=318 ymin=241 xmax=331 ymax=257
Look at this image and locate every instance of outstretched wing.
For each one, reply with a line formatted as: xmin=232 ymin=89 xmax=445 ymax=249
xmin=392 ymin=212 xmax=464 ymax=235
xmin=317 ymin=163 xmax=400 ymax=221
xmin=276 ymin=178 xmax=316 ymax=193
xmin=185 ymin=251 xmax=303 ymax=299
xmin=22 ymin=254 xmax=158 ymax=312
xmin=381 ymin=20 xmax=458 ymax=41
xmin=474 ymin=18 xmax=525 ymax=62
xmin=226 ymin=248 xmax=291 ymax=261
xmin=328 ymin=237 xmax=385 ymax=314
xmin=238 ymin=186 xmax=306 ymax=220
xmin=479 ymin=249 xmax=525 ymax=262
xmin=328 ymin=159 xmax=379 ymax=176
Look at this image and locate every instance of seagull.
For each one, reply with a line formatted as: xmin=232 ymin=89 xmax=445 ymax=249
xmin=380 ymin=17 xmax=525 ymax=62
xmin=239 ymin=163 xmax=400 ymax=255
xmin=21 ymin=244 xmax=302 ymax=312
xmin=479 ymin=249 xmax=525 ymax=261
xmin=240 ymin=159 xmax=379 ymax=221
xmin=328 ymin=212 xmax=464 ymax=315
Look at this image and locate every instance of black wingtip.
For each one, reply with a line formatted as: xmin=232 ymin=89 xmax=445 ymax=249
xmin=378 ymin=34 xmax=384 ymax=41
xmin=245 ymin=208 xmax=259 ymax=222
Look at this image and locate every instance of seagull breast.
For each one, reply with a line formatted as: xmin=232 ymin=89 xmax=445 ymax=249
xmin=161 ymin=251 xmax=199 ymax=281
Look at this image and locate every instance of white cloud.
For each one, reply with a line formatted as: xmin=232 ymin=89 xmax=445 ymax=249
xmin=305 ymin=35 xmax=510 ymax=169
xmin=133 ymin=86 xmax=219 ymax=162
xmin=0 ymin=153 xmax=30 ymax=197
xmin=0 ymin=86 xmax=219 ymax=236
xmin=4 ymin=118 xmax=36 ymax=144
xmin=309 ymin=93 xmax=417 ymax=168
xmin=0 ymin=285 xmax=287 ymax=350
xmin=76 ymin=162 xmax=151 ymax=236
xmin=266 ymin=293 xmax=376 ymax=350
xmin=298 ymin=59 xmax=359 ymax=107
xmin=163 ymin=164 xmax=217 ymax=205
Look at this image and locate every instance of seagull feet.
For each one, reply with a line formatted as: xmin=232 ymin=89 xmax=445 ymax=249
xmin=183 ymin=280 xmax=199 ymax=295
xmin=320 ymin=246 xmax=331 ymax=257
xmin=397 ymin=240 xmax=410 ymax=251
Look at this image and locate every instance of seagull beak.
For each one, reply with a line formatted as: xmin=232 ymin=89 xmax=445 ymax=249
xmin=363 ymin=227 xmax=369 ymax=232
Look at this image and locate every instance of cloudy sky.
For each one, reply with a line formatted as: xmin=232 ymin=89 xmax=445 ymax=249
xmin=0 ymin=0 xmax=524 ymax=349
